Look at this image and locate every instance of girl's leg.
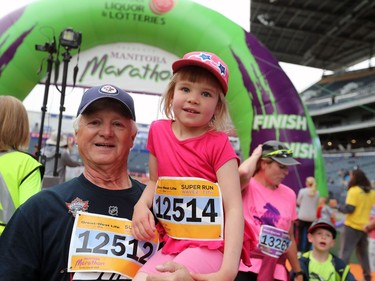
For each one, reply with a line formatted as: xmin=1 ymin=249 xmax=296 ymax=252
xmin=134 ymin=247 xmax=223 ymax=280
xmin=133 ymin=250 xmax=176 ymax=280
xmin=172 ymin=247 xmax=223 ymax=273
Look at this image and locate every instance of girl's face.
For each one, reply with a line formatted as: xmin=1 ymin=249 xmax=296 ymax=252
xmin=171 ymin=78 xmax=220 ymax=132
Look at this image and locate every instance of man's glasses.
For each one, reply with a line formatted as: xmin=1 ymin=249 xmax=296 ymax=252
xmin=263 ymin=149 xmax=293 ymax=158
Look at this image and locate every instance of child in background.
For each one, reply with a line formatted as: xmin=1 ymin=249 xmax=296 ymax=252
xmin=132 ymin=51 xmax=246 ymax=281
xmin=297 ymin=176 xmax=320 ymax=253
xmin=292 ymin=219 xmax=355 ymax=280
xmin=316 ymin=197 xmax=336 ymax=225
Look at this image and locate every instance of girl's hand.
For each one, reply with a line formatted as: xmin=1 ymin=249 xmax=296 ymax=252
xmin=131 ymin=203 xmax=156 ymax=241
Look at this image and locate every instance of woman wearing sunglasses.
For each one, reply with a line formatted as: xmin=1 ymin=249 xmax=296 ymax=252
xmin=236 ymin=140 xmax=303 ymax=281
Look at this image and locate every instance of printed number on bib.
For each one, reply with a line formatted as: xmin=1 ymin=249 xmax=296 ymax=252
xmin=154 ymin=177 xmax=224 ymax=241
xmin=258 ymin=225 xmax=291 ymax=258
xmin=68 ymin=212 xmax=159 ymax=279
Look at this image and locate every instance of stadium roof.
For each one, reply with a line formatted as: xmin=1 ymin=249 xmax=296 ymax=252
xmin=250 ymin=0 xmax=375 ymax=71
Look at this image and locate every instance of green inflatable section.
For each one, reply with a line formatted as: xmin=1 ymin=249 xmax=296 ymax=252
xmin=0 ymin=0 xmax=328 ymax=195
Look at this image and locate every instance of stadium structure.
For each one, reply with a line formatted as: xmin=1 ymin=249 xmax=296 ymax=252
xmin=250 ymin=0 xmax=375 ymax=202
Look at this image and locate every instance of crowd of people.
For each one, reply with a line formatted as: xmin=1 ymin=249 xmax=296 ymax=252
xmin=1 ymin=51 xmax=375 ymax=281
xmin=294 ymin=170 xmax=375 ymax=281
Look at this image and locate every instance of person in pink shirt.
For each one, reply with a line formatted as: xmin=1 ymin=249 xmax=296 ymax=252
xmin=237 ymin=141 xmax=303 ymax=281
xmin=131 ymin=51 xmax=246 ymax=281
xmin=366 ymin=204 xmax=375 ymax=273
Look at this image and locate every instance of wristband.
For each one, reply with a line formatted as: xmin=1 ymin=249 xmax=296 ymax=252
xmin=294 ymin=271 xmax=303 ymax=276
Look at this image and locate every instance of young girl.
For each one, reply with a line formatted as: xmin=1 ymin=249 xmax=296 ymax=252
xmin=131 ymin=51 xmax=246 ymax=281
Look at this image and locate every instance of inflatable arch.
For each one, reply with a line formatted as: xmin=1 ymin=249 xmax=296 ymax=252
xmin=0 ymin=0 xmax=327 ymax=195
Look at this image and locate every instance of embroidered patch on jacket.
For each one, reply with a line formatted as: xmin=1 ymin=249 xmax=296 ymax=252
xmin=66 ymin=197 xmax=89 ymax=217
xmin=108 ymin=206 xmax=118 ymax=216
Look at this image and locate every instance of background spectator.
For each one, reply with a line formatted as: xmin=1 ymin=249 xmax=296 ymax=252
xmin=0 ymin=96 xmax=44 ymax=235
xmin=338 ymin=168 xmax=375 ymax=281
xmin=296 ymin=176 xmax=320 ymax=253
xmin=237 ymin=140 xmax=302 ymax=281
xmin=41 ymin=132 xmax=82 ymax=185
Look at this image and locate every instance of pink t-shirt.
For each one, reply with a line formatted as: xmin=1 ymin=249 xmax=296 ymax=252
xmin=147 ymin=119 xmax=239 ymax=254
xmin=240 ymin=177 xmax=298 ymax=281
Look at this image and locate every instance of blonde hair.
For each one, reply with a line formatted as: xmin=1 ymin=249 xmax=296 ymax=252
xmin=0 ymin=96 xmax=30 ymax=152
xmin=160 ymin=66 xmax=231 ymax=132
xmin=306 ymin=176 xmax=317 ymax=196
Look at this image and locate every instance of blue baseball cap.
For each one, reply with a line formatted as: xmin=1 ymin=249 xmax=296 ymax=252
xmin=77 ymin=84 xmax=136 ymax=121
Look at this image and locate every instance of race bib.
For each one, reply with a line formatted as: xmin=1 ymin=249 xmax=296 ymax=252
xmin=153 ymin=177 xmax=224 ymax=240
xmin=68 ymin=212 xmax=159 ymax=279
xmin=258 ymin=225 xmax=291 ymax=258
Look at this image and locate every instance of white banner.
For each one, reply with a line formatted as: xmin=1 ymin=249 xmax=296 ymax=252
xmin=59 ymin=43 xmax=178 ymax=95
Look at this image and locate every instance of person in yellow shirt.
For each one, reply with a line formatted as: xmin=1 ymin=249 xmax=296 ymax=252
xmin=338 ymin=168 xmax=375 ymax=281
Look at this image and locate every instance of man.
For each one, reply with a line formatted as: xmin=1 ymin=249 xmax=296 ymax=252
xmin=0 ymin=85 xmax=149 ymax=281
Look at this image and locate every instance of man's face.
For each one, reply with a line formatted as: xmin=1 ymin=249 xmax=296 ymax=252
xmin=75 ymin=107 xmax=135 ymax=167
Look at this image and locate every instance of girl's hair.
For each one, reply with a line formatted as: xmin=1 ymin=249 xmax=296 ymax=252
xmin=347 ymin=169 xmax=371 ymax=190
xmin=0 ymin=96 xmax=30 ymax=152
xmin=160 ymin=66 xmax=232 ymax=132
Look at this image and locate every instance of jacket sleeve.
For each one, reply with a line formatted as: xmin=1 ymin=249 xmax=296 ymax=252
xmin=0 ymin=207 xmax=40 ymax=280
xmin=344 ymin=266 xmax=356 ymax=281
xmin=61 ymin=150 xmax=82 ymax=167
xmin=338 ymin=204 xmax=355 ymax=214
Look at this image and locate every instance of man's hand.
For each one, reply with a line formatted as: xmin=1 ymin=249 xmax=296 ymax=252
xmin=146 ymin=261 xmax=195 ymax=281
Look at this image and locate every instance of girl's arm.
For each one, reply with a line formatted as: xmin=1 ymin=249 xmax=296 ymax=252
xmin=132 ymin=154 xmax=158 ymax=241
xmin=195 ymin=159 xmax=244 ymax=281
xmin=238 ymin=145 xmax=262 ymax=190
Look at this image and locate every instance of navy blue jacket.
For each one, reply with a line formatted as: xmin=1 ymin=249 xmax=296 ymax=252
xmin=290 ymin=251 xmax=356 ymax=281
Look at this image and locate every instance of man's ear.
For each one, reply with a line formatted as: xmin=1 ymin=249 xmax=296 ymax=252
xmin=74 ymin=131 xmax=79 ymax=145
xmin=130 ymin=131 xmax=137 ymax=149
